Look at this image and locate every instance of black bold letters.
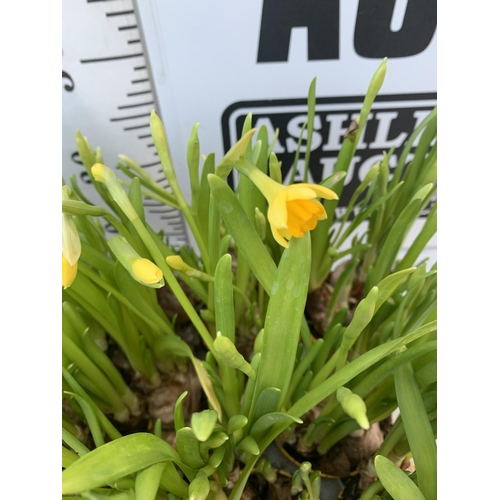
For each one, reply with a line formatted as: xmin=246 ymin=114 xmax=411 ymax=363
xmin=354 ymin=0 xmax=437 ymax=58
xmin=257 ymin=0 xmax=340 ymax=62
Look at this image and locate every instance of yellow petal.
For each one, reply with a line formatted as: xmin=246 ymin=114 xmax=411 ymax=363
xmin=62 ymin=254 xmax=78 ymax=289
xmin=292 ymin=183 xmax=338 ymax=200
xmin=268 ymin=190 xmax=288 ymax=229
xmin=131 ymin=258 xmax=163 ymax=284
xmin=284 ymin=185 xmax=318 ymax=201
xmin=270 ymin=223 xmax=289 ymax=248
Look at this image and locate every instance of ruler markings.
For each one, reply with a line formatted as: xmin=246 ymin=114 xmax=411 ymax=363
xmin=141 ymin=160 xmax=162 ymax=168
xmin=66 ymin=2 xmax=189 ymax=246
xmin=117 ymin=101 xmax=154 ymax=109
xmin=106 ymin=9 xmax=134 ymax=16
xmin=81 ymin=52 xmax=143 ymax=64
xmin=110 ymin=112 xmax=151 ymax=122
xmin=127 ymin=90 xmax=152 ymax=96
xmin=124 ymin=123 xmax=149 ymax=131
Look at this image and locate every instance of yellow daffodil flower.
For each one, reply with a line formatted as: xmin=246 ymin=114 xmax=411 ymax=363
xmin=244 ymin=164 xmax=338 ymax=248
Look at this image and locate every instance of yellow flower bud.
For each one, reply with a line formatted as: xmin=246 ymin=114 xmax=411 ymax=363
xmin=108 ymin=236 xmax=164 ymax=288
xmin=91 ymin=163 xmax=116 ymax=183
xmin=62 ymin=254 xmax=78 ymax=289
xmin=131 ymin=258 xmax=163 ymax=285
xmin=166 ymin=255 xmax=193 ymax=274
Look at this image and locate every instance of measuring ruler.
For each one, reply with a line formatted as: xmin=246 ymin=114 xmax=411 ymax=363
xmin=62 ymin=0 xmax=188 ymax=247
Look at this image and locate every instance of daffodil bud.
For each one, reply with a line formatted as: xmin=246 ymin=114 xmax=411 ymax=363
xmin=108 ymin=236 xmax=164 ymax=288
xmin=213 ymin=332 xmax=255 ymax=379
xmin=62 ymin=254 xmax=78 ymax=289
xmin=336 ymin=387 xmax=370 ymax=430
xmin=91 ymin=163 xmax=138 ymax=221
xmin=62 ymin=187 xmax=81 ymax=289
xmin=166 ymin=255 xmax=200 ymax=277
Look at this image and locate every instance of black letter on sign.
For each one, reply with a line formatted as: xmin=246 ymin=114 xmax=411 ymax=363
xmin=257 ymin=0 xmax=340 ymax=62
xmin=354 ymin=0 xmax=436 ymax=58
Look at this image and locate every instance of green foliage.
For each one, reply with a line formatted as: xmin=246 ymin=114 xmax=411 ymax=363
xmin=62 ymin=60 xmax=437 ymax=500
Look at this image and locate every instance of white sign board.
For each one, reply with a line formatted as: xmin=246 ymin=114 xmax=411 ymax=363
xmin=63 ymin=0 xmax=436 ymax=256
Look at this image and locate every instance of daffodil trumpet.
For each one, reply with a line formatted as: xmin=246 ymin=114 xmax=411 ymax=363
xmin=108 ymin=236 xmax=164 ymax=288
xmin=235 ymin=159 xmax=338 ymax=248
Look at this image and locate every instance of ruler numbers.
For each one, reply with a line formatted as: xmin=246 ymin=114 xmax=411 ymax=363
xmin=62 ymin=0 xmax=188 ymax=246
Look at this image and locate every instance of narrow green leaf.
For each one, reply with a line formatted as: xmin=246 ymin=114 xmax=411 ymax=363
xmin=252 ymin=388 xmax=281 ymax=423
xmin=159 ymin=461 xmax=190 ymax=498
xmin=367 ymin=184 xmax=433 ymax=292
xmin=214 ymin=128 xmax=257 ymax=180
xmin=174 ymin=391 xmax=188 ymax=432
xmin=394 ymin=360 xmax=437 ymax=500
xmin=135 ymin=462 xmax=165 ymax=500
xmin=208 ymin=173 xmax=276 ymax=294
xmin=128 ymin=177 xmax=146 ymax=223
xmin=252 ymin=234 xmax=311 ymax=413
xmin=64 ymin=392 xmax=105 ymax=448
xmin=214 ymin=254 xmax=235 ymax=342
xmin=62 ymin=433 xmax=178 ymax=494
xmin=374 ymin=455 xmax=425 ymax=500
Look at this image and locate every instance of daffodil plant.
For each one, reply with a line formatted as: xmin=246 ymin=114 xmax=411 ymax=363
xmin=62 ymin=59 xmax=437 ymax=500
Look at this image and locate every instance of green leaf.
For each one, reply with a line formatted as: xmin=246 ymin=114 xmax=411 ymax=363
xmin=135 ymin=462 xmax=164 ymax=500
xmin=208 ymin=173 xmax=276 ymax=294
xmin=128 ymin=177 xmax=146 ymax=223
xmin=214 ymin=254 xmax=235 ymax=342
xmin=394 ymin=360 xmax=437 ymax=500
xmin=159 ymin=461 xmax=190 ymax=498
xmin=215 ymin=128 xmax=257 ymax=180
xmin=174 ymin=391 xmax=188 ymax=432
xmin=187 ymin=122 xmax=201 ymax=203
xmin=62 ymin=433 xmax=179 ymax=495
xmin=62 ymin=447 xmax=79 ymax=469
xmin=189 ymin=470 xmax=210 ymax=500
xmin=253 ymin=388 xmax=281 ymax=423
xmin=227 ymin=414 xmax=248 ymax=436
xmin=64 ymin=392 xmax=105 ymax=448
xmin=250 ymin=412 xmax=302 ymax=442
xmin=191 ymin=410 xmax=218 ymax=442
xmin=374 ymin=455 xmax=425 ymax=500
xmin=251 ymin=234 xmax=311 ymax=414
xmin=366 ymin=184 xmax=433 ymax=292
xmin=236 ymin=436 xmax=260 ymax=456
xmin=176 ymin=427 xmax=206 ymax=469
